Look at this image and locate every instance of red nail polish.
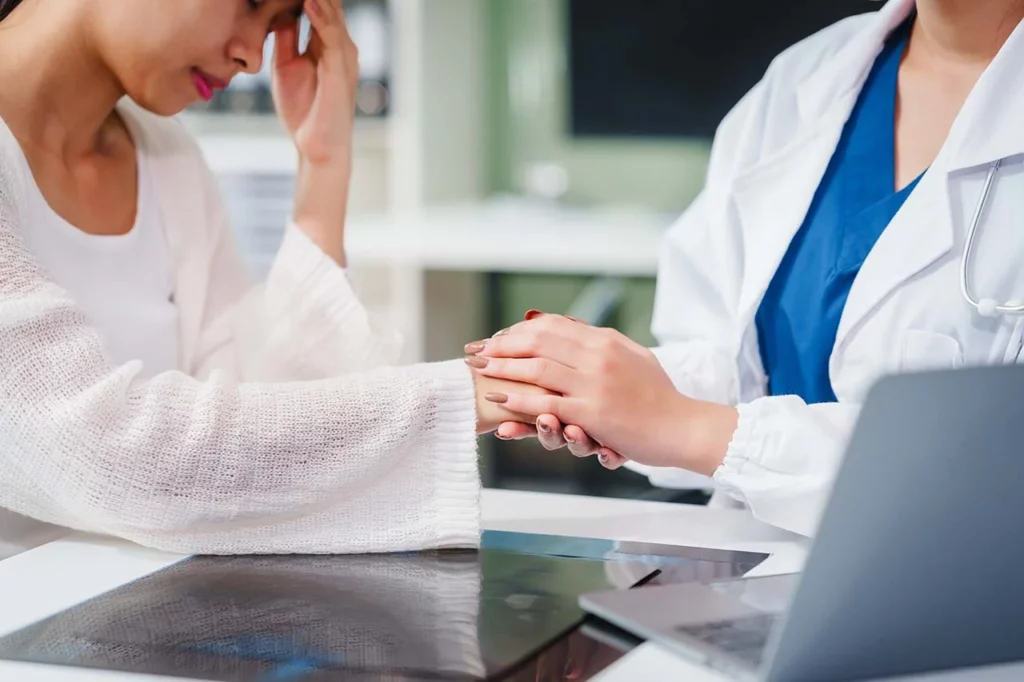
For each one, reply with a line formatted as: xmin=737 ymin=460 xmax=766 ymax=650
xmin=524 ymin=309 xmax=545 ymax=320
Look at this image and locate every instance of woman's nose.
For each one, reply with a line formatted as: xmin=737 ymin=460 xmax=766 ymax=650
xmin=227 ymin=33 xmax=266 ymax=75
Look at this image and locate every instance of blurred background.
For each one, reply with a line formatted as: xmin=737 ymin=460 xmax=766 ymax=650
xmin=182 ymin=0 xmax=880 ymax=502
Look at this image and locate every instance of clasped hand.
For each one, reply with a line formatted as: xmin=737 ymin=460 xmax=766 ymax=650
xmin=464 ymin=313 xmax=737 ymax=476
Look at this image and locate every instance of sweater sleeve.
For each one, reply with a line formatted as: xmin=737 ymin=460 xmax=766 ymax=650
xmin=0 ymin=137 xmax=481 ymax=556
xmin=179 ymin=129 xmax=401 ymax=382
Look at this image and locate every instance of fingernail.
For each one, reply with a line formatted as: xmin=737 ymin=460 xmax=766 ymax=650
xmin=464 ymin=355 xmax=488 ymax=369
xmin=537 ymin=422 xmax=551 ymax=434
xmin=564 ymin=435 xmax=576 ymax=444
xmin=495 ymin=433 xmax=511 ymax=441
xmin=598 ymin=453 xmax=609 ymax=465
xmin=464 ymin=341 xmax=486 ymax=354
xmin=524 ymin=309 xmax=545 ymax=320
xmin=493 ymin=328 xmax=510 ymax=337
xmin=485 ymin=393 xmax=509 ymax=404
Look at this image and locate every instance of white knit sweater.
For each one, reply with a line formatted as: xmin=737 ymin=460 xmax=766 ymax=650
xmin=0 ymin=103 xmax=481 ymax=557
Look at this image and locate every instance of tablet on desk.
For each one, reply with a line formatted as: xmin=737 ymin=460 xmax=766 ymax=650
xmin=0 ymin=531 xmax=767 ymax=681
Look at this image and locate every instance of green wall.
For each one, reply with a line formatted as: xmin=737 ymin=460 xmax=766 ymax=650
xmin=486 ymin=0 xmax=710 ymax=344
xmin=486 ymin=0 xmax=711 ymax=211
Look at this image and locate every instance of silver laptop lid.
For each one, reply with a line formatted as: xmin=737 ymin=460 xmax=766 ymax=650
xmin=764 ymin=366 xmax=1024 ymax=681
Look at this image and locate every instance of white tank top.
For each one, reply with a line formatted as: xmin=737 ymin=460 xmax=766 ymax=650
xmin=18 ymin=132 xmax=180 ymax=378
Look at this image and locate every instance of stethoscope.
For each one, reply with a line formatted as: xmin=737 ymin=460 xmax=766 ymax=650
xmin=960 ymin=159 xmax=1024 ymax=317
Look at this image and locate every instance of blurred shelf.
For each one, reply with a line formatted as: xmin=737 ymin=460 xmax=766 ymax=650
xmin=346 ymin=200 xmax=674 ymax=276
xmin=180 ymin=112 xmax=391 ymax=175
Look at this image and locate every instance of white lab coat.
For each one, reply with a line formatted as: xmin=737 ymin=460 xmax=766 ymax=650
xmin=636 ymin=0 xmax=1024 ymax=537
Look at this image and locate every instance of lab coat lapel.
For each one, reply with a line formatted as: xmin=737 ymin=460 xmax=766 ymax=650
xmin=833 ymin=172 xmax=952 ymax=347
xmin=835 ymin=16 xmax=1024 ymax=348
xmin=732 ymin=0 xmax=914 ymax=325
xmin=732 ymin=123 xmax=845 ymax=324
xmin=941 ymin=18 xmax=1024 ymax=172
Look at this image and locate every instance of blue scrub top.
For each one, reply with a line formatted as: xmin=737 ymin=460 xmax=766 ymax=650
xmin=755 ymin=19 xmax=921 ymax=404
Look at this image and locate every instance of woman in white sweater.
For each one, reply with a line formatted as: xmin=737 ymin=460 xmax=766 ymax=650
xmin=0 ymin=0 xmax=537 ymax=556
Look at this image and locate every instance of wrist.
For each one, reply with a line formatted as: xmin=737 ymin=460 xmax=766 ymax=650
xmin=292 ymin=156 xmax=352 ymax=265
xmin=664 ymin=394 xmax=738 ymax=477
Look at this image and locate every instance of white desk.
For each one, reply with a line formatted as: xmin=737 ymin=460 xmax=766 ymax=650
xmin=3 ymin=491 xmax=1018 ymax=682
xmin=0 ymin=490 xmax=799 ymax=681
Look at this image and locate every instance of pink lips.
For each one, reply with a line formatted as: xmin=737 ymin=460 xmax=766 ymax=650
xmin=191 ymin=69 xmax=227 ymax=102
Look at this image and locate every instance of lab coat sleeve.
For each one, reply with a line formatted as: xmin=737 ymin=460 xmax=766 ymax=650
xmin=191 ymin=162 xmax=401 ymax=382
xmin=714 ymin=397 xmax=860 ymax=537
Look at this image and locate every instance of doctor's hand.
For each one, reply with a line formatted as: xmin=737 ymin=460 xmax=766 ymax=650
xmin=472 ymin=373 xmax=554 ymax=435
xmin=469 ymin=313 xmax=627 ymax=469
xmin=276 ymin=0 xmax=359 ymax=264
xmin=465 ymin=314 xmax=738 ymax=476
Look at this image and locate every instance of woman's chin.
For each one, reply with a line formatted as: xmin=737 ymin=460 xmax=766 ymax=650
xmin=124 ymin=89 xmax=195 ymax=118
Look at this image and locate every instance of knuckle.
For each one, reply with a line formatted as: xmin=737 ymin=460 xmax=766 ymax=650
xmin=535 ymin=316 xmax=558 ymax=335
xmin=534 ymin=358 xmax=553 ymax=384
xmin=525 ymin=336 xmax=543 ymax=356
xmin=526 ymin=359 xmax=543 ymax=383
xmin=595 ymin=353 xmax=617 ymax=375
xmin=484 ymin=336 xmax=504 ymax=356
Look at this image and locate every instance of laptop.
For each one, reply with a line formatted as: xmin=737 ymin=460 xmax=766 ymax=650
xmin=581 ymin=365 xmax=1024 ymax=681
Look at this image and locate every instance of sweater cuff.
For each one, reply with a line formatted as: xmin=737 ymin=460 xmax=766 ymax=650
xmin=268 ymin=222 xmax=363 ymax=326
xmin=422 ymin=360 xmax=482 ymax=548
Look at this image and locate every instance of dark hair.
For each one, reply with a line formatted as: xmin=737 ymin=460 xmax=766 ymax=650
xmin=0 ymin=0 xmax=24 ymax=22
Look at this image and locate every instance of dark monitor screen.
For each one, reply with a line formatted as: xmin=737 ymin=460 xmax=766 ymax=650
xmin=569 ymin=0 xmax=886 ymax=138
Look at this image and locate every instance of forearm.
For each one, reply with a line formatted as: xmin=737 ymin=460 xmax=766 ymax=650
xmin=292 ymin=155 xmax=351 ymax=267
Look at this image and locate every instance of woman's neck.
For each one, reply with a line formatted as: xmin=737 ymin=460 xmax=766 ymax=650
xmin=912 ymin=0 xmax=1024 ymax=66
xmin=0 ymin=2 xmax=124 ymax=161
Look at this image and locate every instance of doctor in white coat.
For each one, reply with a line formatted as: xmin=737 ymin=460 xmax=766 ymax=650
xmin=471 ymin=0 xmax=1024 ymax=536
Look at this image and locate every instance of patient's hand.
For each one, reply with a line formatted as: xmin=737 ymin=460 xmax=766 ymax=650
xmin=495 ymin=417 xmax=628 ymax=470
